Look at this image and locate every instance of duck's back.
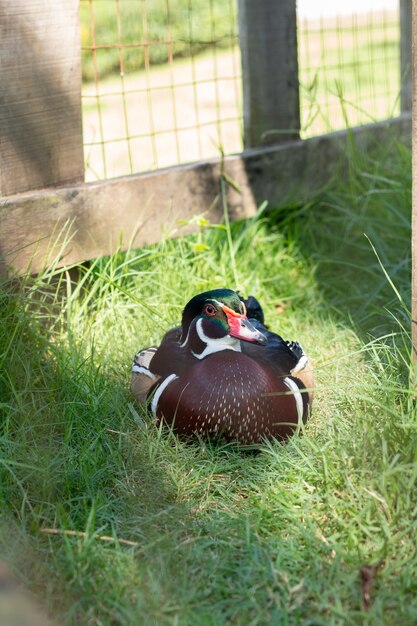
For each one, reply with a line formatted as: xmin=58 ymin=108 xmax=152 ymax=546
xmin=154 ymin=350 xmax=308 ymax=443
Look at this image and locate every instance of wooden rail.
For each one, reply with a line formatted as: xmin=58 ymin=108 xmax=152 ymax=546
xmin=0 ymin=115 xmax=410 ymax=274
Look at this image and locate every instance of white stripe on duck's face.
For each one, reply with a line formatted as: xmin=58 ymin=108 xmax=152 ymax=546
xmin=192 ymin=317 xmax=242 ymax=359
xmin=181 ymin=316 xmax=241 ymax=359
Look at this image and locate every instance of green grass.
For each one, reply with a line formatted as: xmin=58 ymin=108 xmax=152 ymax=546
xmin=1 ymin=135 xmax=416 ymax=625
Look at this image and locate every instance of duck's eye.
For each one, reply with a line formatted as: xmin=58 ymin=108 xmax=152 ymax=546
xmin=204 ymin=303 xmax=216 ymax=317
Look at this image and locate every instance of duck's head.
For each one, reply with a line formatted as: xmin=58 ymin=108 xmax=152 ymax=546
xmin=180 ymin=289 xmax=267 ymax=357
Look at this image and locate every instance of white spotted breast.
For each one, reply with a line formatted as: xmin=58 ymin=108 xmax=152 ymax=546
xmin=153 ymin=350 xmax=308 ymax=443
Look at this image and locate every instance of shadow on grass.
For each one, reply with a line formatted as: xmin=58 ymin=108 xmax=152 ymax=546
xmin=267 ymin=135 xmax=411 ymax=342
xmin=0 ymin=273 xmax=195 ymax=620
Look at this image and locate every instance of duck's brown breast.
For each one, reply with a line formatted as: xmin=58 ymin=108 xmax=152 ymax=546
xmin=154 ymin=351 xmax=308 ymax=443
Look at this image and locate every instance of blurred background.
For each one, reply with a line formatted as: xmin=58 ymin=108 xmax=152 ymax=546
xmin=80 ymin=0 xmax=401 ymax=181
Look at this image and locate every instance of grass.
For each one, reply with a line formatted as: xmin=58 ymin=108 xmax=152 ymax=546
xmin=0 ymin=135 xmax=416 ymax=625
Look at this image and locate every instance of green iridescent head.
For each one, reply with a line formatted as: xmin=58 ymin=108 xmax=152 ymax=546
xmin=180 ymin=289 xmax=266 ymax=346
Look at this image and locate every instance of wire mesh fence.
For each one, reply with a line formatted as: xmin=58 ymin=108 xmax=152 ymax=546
xmin=80 ymin=0 xmax=241 ymax=181
xmin=80 ymin=0 xmax=401 ymax=182
xmin=298 ymin=3 xmax=400 ymax=138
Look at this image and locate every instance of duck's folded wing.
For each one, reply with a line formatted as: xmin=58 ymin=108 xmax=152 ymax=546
xmin=132 ymin=325 xmax=191 ymax=404
xmin=240 ymin=317 xmax=297 ymax=371
xmin=241 ymin=318 xmax=310 ymax=374
xmin=131 ymin=347 xmax=160 ymax=404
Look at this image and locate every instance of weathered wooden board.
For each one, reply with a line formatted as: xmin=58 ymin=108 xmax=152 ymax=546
xmin=412 ymin=0 xmax=417 ymax=356
xmin=238 ymin=0 xmax=300 ymax=147
xmin=0 ymin=0 xmax=84 ymax=196
xmin=401 ymin=0 xmax=413 ymax=113
xmin=0 ymin=115 xmax=410 ymax=275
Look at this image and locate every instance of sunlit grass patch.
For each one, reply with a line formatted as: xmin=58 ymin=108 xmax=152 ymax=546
xmin=0 ymin=139 xmax=415 ymax=624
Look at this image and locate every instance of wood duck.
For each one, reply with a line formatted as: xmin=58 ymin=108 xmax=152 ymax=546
xmin=131 ymin=289 xmax=314 ymax=444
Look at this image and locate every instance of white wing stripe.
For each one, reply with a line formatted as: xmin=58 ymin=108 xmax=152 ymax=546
xmin=283 ymin=377 xmax=304 ymax=423
xmin=291 ymin=355 xmax=308 ymax=375
xmin=132 ymin=365 xmax=157 ymax=378
xmin=151 ymin=374 xmax=178 ymax=416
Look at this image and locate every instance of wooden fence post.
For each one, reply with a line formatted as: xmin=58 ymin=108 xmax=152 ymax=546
xmin=237 ymin=0 xmax=300 ymax=148
xmin=412 ymin=0 xmax=417 ymax=358
xmin=0 ymin=0 xmax=84 ymax=196
xmin=401 ymin=0 xmax=413 ymax=113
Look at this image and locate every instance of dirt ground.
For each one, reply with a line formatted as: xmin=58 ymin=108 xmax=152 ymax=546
xmin=82 ymin=48 xmax=243 ymax=181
